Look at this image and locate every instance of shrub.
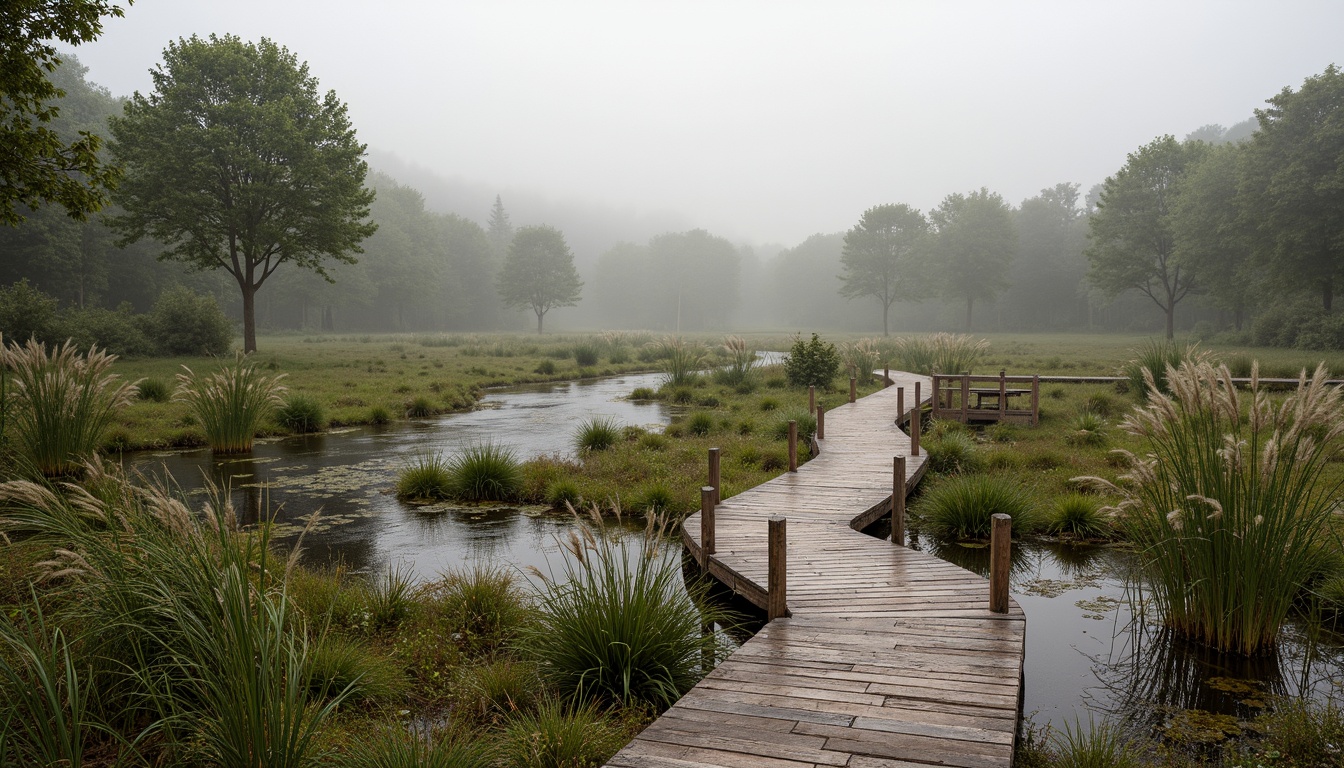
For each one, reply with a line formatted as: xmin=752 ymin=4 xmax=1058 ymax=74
xmin=61 ymin=304 xmax=156 ymax=357
xmin=917 ymin=474 xmax=1036 ymax=540
xmin=523 ymin=514 xmax=731 ymax=708
xmin=0 ymin=279 xmax=60 ymax=344
xmin=147 ymin=285 xmax=234 ymax=356
xmin=686 ymin=411 xmax=715 ymax=436
xmin=344 ymin=724 xmax=494 ymax=768
xmin=1046 ymin=495 xmax=1111 ymax=539
xmin=136 ymin=377 xmax=171 ymax=402
xmin=770 ymin=407 xmax=816 ymax=441
xmin=546 ymin=480 xmax=582 ymax=509
xmin=499 ymin=699 xmax=625 ymax=768
xmin=176 ymin=354 xmax=286 ymax=454
xmin=534 ymin=359 xmax=557 ymax=375
xmin=3 ymin=339 xmax=136 ymax=476
xmin=783 ymin=332 xmax=840 ymax=388
xmin=276 ymin=393 xmax=325 ymax=433
xmin=924 ymin=431 xmax=984 ymax=475
xmin=572 ymin=342 xmax=601 ymax=367
xmin=449 ymin=443 xmax=523 ymax=502
xmin=396 ymin=452 xmax=453 ymax=500
xmin=1079 ymin=360 xmax=1344 ymax=654
xmin=574 ymin=417 xmax=621 ymax=454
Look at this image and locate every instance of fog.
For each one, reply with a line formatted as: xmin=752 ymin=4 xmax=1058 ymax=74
xmin=71 ymin=0 xmax=1343 ymax=247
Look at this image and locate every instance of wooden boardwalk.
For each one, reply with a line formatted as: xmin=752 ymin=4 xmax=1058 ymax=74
xmin=605 ymin=373 xmax=1026 ymax=768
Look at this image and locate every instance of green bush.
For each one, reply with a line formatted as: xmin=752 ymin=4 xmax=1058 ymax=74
xmin=406 ymin=396 xmax=434 ymax=417
xmin=147 ymin=285 xmax=234 ymax=356
xmin=546 ymin=480 xmax=582 ymax=509
xmin=3 ymin=339 xmax=136 ymax=476
xmin=368 ymin=405 xmax=391 ymax=425
xmin=0 ymin=279 xmax=60 ymax=344
xmin=396 ymin=453 xmax=453 ymax=500
xmin=633 ymin=483 xmax=674 ymax=514
xmin=534 ymin=360 xmax=557 ymax=375
xmin=783 ymin=332 xmax=840 ymax=388
xmin=276 ymin=393 xmax=325 ymax=433
xmin=449 ymin=443 xmax=523 ymax=502
xmin=572 ymin=342 xmax=601 ymax=366
xmin=574 ymin=417 xmax=621 ymax=453
xmin=176 ymin=354 xmax=286 ymax=454
xmin=524 ymin=516 xmax=731 ymax=708
xmin=60 ymin=304 xmax=156 ymax=357
xmin=1065 ymin=411 xmax=1107 ymax=447
xmin=916 ymin=474 xmax=1036 ymax=541
xmin=628 ymin=387 xmax=656 ymax=400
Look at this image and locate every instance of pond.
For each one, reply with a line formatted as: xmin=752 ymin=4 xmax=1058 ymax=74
xmin=121 ymin=369 xmax=1344 ymax=744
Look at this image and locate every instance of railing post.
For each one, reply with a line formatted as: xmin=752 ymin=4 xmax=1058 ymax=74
xmin=960 ymin=374 xmax=970 ymax=423
xmin=768 ymin=515 xmax=787 ymax=620
xmin=883 ymin=366 xmax=890 ymax=387
xmin=808 ymin=385 xmax=815 ymax=415
xmin=849 ymin=376 xmax=857 ymax=403
xmin=892 ymin=455 xmax=906 ymax=545
xmin=700 ymin=486 xmax=716 ymax=570
xmin=990 ymin=513 xmax=1011 ymax=614
xmin=1031 ymin=375 xmax=1040 ymax=426
xmin=911 ymin=382 xmax=921 ymax=456
xmin=816 ymin=404 xmax=825 ymax=440
xmin=707 ymin=447 xmax=721 ymax=506
xmin=787 ymin=420 xmax=798 ymax=472
xmin=999 ymin=369 xmax=1007 ymax=421
xmin=897 ymin=386 xmax=904 ymax=427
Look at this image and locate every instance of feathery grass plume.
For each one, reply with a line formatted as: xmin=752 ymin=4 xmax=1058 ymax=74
xmin=889 ymin=333 xmax=989 ymax=375
xmin=448 ymin=442 xmax=522 ymax=502
xmin=175 ymin=353 xmax=286 ymax=454
xmin=2 ymin=339 xmax=136 ymax=476
xmin=915 ymin=474 xmax=1037 ymax=541
xmin=1075 ymin=359 xmax=1344 ymax=654
xmin=1120 ymin=338 xmax=1198 ymax=400
xmin=713 ymin=335 xmax=757 ymax=386
xmin=524 ymin=506 xmax=734 ymax=709
xmin=839 ymin=338 xmax=882 ymax=382
xmin=649 ymin=336 xmax=703 ymax=387
xmin=573 ymin=416 xmax=621 ymax=454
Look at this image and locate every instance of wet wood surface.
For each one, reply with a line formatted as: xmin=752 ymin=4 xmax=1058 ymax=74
xmin=605 ymin=372 xmax=1027 ymax=768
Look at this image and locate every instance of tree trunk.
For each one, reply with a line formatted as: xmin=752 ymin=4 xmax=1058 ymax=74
xmin=1165 ymin=304 xmax=1175 ymax=340
xmin=882 ymin=302 xmax=890 ymax=337
xmin=536 ymin=309 xmax=544 ymax=334
xmin=241 ymin=282 xmax=257 ymax=353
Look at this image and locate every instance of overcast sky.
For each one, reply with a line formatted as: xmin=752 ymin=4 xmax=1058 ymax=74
xmin=72 ymin=0 xmax=1344 ymax=246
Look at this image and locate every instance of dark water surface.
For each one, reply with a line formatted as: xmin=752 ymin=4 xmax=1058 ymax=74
xmin=123 ymin=369 xmax=1344 ymax=740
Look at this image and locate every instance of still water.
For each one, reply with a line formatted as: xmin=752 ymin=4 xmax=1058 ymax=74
xmin=123 ymin=370 xmax=1344 ymax=740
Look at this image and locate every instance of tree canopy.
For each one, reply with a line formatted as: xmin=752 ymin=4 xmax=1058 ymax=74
xmin=839 ymin=203 xmax=928 ymax=336
xmin=930 ymin=188 xmax=1016 ymax=330
xmin=1 ymin=0 xmax=127 ymax=226
xmin=109 ymin=34 xmax=376 ymax=353
xmin=1087 ymin=135 xmax=1207 ymax=339
xmin=497 ymin=224 xmax=582 ymax=333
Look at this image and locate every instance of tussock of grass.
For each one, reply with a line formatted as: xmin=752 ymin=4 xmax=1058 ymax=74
xmin=396 ymin=453 xmax=453 ymax=501
xmin=916 ymin=474 xmax=1037 ymax=540
xmin=176 ymin=354 xmax=286 ymax=454
xmin=574 ymin=417 xmax=621 ymax=454
xmin=343 ymin=723 xmax=494 ymax=768
xmin=1046 ymin=494 xmax=1112 ymax=540
xmin=448 ymin=443 xmax=523 ymax=502
xmin=924 ymin=431 xmax=984 ymax=474
xmin=276 ymin=393 xmax=325 ymax=433
xmin=499 ymin=699 xmax=627 ymax=768
xmin=136 ymin=376 xmax=171 ymax=402
xmin=424 ymin=565 xmax=530 ymax=653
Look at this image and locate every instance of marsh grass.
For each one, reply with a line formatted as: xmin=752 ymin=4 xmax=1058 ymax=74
xmin=458 ymin=659 xmax=541 ymax=721
xmin=343 ymin=724 xmax=494 ymax=768
xmin=1079 ymin=359 xmax=1344 ymax=654
xmin=1065 ymin=411 xmax=1107 ymax=447
xmin=1051 ymin=717 xmax=1141 ymax=768
xmin=307 ymin=634 xmax=406 ymax=703
xmin=770 ymin=408 xmax=816 ymax=441
xmin=924 ymin=431 xmax=985 ymax=474
xmin=839 ymin=338 xmax=881 ymax=382
xmin=889 ymin=333 xmax=989 ymax=375
xmin=686 ymin=411 xmax=715 ymax=437
xmin=175 ymin=354 xmax=286 ymax=454
xmin=572 ymin=342 xmax=601 ymax=367
xmin=3 ymin=339 xmax=136 ymax=476
xmin=396 ymin=453 xmax=453 ymax=501
xmin=449 ymin=443 xmax=523 ymax=502
xmin=712 ymin=335 xmax=757 ymax=386
xmin=275 ymin=393 xmax=325 ymax=433
xmin=916 ymin=474 xmax=1037 ymax=541
xmin=1046 ymin=494 xmax=1112 ymax=540
xmin=0 ymin=603 xmax=100 ymax=768
xmin=650 ymin=336 xmax=703 ymax=387
xmin=524 ymin=508 xmax=732 ymax=709
xmin=425 ymin=564 xmax=530 ymax=652
xmin=135 ymin=377 xmax=171 ymax=402
xmin=574 ymin=417 xmax=621 ymax=454
xmin=499 ymin=698 xmax=626 ymax=768
xmin=1121 ymin=338 xmax=1190 ymax=399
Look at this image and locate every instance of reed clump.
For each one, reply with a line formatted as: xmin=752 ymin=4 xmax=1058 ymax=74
xmin=574 ymin=417 xmax=621 ymax=454
xmin=889 ymin=333 xmax=989 ymax=376
xmin=449 ymin=443 xmax=523 ymax=502
xmin=916 ymin=474 xmax=1037 ymax=541
xmin=2 ymin=339 xmax=136 ymax=477
xmin=1077 ymin=359 xmax=1344 ymax=654
xmin=712 ymin=335 xmax=757 ymax=387
xmin=175 ymin=354 xmax=286 ymax=454
xmin=649 ymin=336 xmax=703 ymax=387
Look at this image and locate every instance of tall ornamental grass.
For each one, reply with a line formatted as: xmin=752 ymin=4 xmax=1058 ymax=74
xmin=1078 ymin=359 xmax=1344 ymax=654
xmin=713 ymin=335 xmax=757 ymax=386
xmin=839 ymin=338 xmax=881 ymax=381
xmin=176 ymin=355 xmax=286 ymax=453
xmin=888 ymin=333 xmax=988 ymax=376
xmin=524 ymin=508 xmax=732 ymax=710
xmin=1120 ymin=338 xmax=1190 ymax=399
xmin=649 ymin=336 xmax=703 ymax=387
xmin=2 ymin=339 xmax=136 ymax=476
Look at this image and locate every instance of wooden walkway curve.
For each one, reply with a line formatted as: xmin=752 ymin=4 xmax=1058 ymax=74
xmin=604 ymin=373 xmax=1026 ymax=768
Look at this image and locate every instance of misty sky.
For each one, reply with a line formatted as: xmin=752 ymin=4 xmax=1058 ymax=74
xmin=72 ymin=0 xmax=1344 ymax=246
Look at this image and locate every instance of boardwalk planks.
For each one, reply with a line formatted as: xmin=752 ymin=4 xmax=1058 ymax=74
xmin=605 ymin=372 xmax=1027 ymax=768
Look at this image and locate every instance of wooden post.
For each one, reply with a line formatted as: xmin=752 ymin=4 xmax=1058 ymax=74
xmin=897 ymin=386 xmax=905 ymax=426
xmin=787 ymin=420 xmax=798 ymax=472
xmin=808 ymin=385 xmax=815 ymax=415
xmin=707 ymin=447 xmax=721 ymax=506
xmin=768 ymin=515 xmax=787 ymax=620
xmin=911 ymin=382 xmax=921 ymax=456
xmin=816 ymin=405 xmax=825 ymax=440
xmin=892 ymin=455 xmax=906 ymax=545
xmin=960 ymin=374 xmax=970 ymax=423
xmin=700 ymin=486 xmax=716 ymax=566
xmin=883 ymin=366 xmax=890 ymax=387
xmin=849 ymin=376 xmax=857 ymax=403
xmin=999 ymin=369 xmax=1007 ymax=421
xmin=1031 ymin=375 xmax=1040 ymax=426
xmin=990 ymin=513 xmax=1011 ymax=614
